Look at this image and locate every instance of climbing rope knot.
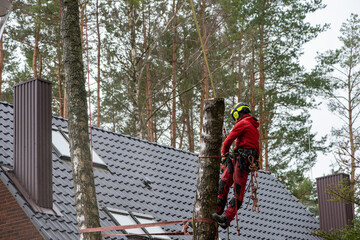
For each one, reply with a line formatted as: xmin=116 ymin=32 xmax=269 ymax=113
xmin=182 ymin=221 xmax=190 ymax=235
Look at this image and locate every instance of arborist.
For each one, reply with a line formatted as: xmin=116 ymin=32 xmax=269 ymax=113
xmin=211 ymin=102 xmax=260 ymax=229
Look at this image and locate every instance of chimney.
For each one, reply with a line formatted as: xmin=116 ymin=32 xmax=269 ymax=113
xmin=13 ymin=78 xmax=52 ymax=209
xmin=316 ymin=173 xmax=354 ymax=233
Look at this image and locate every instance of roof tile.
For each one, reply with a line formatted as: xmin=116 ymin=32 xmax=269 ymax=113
xmin=0 ymin=102 xmax=320 ymax=239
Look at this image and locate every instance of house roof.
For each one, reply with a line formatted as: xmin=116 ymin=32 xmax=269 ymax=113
xmin=0 ymin=101 xmax=320 ymax=240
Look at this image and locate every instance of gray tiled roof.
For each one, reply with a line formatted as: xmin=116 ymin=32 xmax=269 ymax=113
xmin=0 ymin=101 xmax=320 ymax=239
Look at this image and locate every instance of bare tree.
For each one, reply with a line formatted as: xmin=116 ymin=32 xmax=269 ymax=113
xmin=320 ymin=14 xmax=360 ymax=190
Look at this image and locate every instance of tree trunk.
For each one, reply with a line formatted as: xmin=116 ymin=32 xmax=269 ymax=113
xmin=186 ymin=98 xmax=194 ymax=152
xmin=79 ymin=3 xmax=85 ymax=49
xmin=33 ymin=0 xmax=40 ymax=78
xmin=195 ymin=98 xmax=224 ymax=240
xmin=171 ymin=0 xmax=177 ymax=148
xmin=0 ymin=37 xmax=3 ymax=101
xmin=96 ymin=0 xmax=101 ymax=127
xmin=202 ymin=0 xmax=209 ymax=99
xmin=57 ymin=50 xmax=64 ymax=117
xmin=199 ymin=0 xmax=209 ymax=137
xmin=258 ymin=0 xmax=266 ymax=170
xmin=250 ymin=46 xmax=256 ymax=112
xmin=128 ymin=3 xmax=141 ymax=138
xmin=60 ymin=0 xmax=101 ymax=239
xmin=237 ymin=30 xmax=243 ymax=102
xmin=142 ymin=4 xmax=154 ymax=142
xmin=347 ymin=67 xmax=355 ymax=186
xmin=262 ymin=94 xmax=272 ymax=171
xmin=38 ymin=53 xmax=42 ymax=78
xmin=63 ymin=87 xmax=68 ymax=119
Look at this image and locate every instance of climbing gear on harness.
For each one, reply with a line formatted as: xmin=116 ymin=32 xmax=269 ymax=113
xmin=221 ymin=152 xmax=234 ymax=173
xmin=246 ymin=155 xmax=260 ymax=212
xmin=211 ymin=213 xmax=229 ymax=230
xmin=230 ymin=102 xmax=250 ymax=121
xmin=237 ymin=148 xmax=258 ymax=174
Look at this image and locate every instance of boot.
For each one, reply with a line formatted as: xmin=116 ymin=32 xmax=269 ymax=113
xmin=211 ymin=213 xmax=229 ymax=229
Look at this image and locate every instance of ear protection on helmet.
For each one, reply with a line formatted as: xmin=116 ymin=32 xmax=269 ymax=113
xmin=230 ymin=103 xmax=250 ymax=121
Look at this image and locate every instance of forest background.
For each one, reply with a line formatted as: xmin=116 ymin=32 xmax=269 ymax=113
xmin=0 ymin=0 xmax=359 ymax=219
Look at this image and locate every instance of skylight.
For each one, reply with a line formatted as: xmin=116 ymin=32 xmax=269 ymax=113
xmin=111 ymin=210 xmax=145 ymax=235
xmin=52 ymin=129 xmax=106 ymax=167
xmin=134 ymin=213 xmax=170 ymax=240
xmin=52 ymin=130 xmax=70 ymax=159
xmin=107 ymin=208 xmax=170 ymax=240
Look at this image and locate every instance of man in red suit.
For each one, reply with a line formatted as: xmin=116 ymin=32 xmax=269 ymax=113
xmin=212 ymin=102 xmax=260 ymax=229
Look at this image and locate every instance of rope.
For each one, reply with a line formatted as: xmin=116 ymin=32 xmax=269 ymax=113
xmin=233 ymin=158 xmax=241 ymax=236
xmin=192 ymin=198 xmax=196 ymax=240
xmin=198 ymin=155 xmax=223 ymax=158
xmin=188 ymin=0 xmax=216 ymax=98
xmin=84 ymin=0 xmax=94 ymax=166
xmin=246 ymin=155 xmax=260 ymax=212
xmin=78 ymin=218 xmax=215 ymax=236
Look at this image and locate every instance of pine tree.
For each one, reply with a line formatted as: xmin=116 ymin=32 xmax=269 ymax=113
xmin=317 ymin=13 xmax=360 ymax=201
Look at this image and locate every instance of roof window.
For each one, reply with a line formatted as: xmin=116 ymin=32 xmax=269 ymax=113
xmin=106 ymin=208 xmax=170 ymax=239
xmin=52 ymin=129 xmax=106 ymax=167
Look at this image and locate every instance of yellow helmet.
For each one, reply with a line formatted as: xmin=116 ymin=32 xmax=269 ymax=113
xmin=230 ymin=102 xmax=250 ymax=121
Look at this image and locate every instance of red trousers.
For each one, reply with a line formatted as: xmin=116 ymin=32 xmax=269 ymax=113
xmin=217 ymin=159 xmax=249 ymax=223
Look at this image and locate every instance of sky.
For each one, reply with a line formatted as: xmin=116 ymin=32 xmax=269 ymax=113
xmin=299 ymin=0 xmax=360 ymax=179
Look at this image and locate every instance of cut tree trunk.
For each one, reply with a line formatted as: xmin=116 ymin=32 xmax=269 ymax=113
xmin=195 ymin=98 xmax=224 ymax=240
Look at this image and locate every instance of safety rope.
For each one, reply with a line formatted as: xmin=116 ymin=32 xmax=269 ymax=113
xmin=188 ymin=0 xmax=216 ymax=98
xmin=79 ymin=218 xmax=215 ymax=236
xmin=233 ymin=156 xmax=241 ymax=236
xmin=246 ymin=155 xmax=259 ymax=212
xmin=192 ymin=197 xmax=197 ymax=240
xmin=198 ymin=155 xmax=223 ymax=158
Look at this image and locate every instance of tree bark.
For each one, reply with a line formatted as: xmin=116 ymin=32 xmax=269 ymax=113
xmin=60 ymin=0 xmax=101 ymax=239
xmin=57 ymin=49 xmax=64 ymax=117
xmin=250 ymin=46 xmax=256 ymax=112
xmin=63 ymin=87 xmax=68 ymax=119
xmin=258 ymin=0 xmax=267 ymax=170
xmin=0 ymin=37 xmax=3 ymax=101
xmin=195 ymin=98 xmax=224 ymax=240
xmin=96 ymin=0 xmax=101 ymax=127
xmin=128 ymin=3 xmax=141 ymax=138
xmin=347 ymin=65 xmax=355 ymax=186
xmin=199 ymin=0 xmax=209 ymax=137
xmin=186 ymin=98 xmax=194 ymax=152
xmin=237 ymin=30 xmax=243 ymax=102
xmin=38 ymin=53 xmax=42 ymax=78
xmin=33 ymin=0 xmax=41 ymax=78
xmin=171 ymin=0 xmax=178 ymax=148
xmin=202 ymin=0 xmax=209 ymax=99
xmin=142 ymin=3 xmax=154 ymax=142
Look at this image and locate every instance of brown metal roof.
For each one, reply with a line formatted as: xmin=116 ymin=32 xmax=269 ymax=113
xmin=13 ymin=78 xmax=53 ymax=209
xmin=316 ymin=173 xmax=354 ymax=233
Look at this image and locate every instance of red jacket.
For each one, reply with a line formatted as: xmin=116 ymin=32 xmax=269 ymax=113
xmin=222 ymin=114 xmax=260 ymax=155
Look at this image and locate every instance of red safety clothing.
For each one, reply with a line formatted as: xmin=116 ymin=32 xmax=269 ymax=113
xmin=222 ymin=113 xmax=259 ymax=155
xmin=217 ymin=113 xmax=259 ymax=224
